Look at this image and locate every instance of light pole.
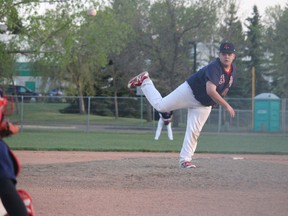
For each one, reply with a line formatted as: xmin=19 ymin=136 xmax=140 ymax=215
xmin=188 ymin=41 xmax=197 ymax=73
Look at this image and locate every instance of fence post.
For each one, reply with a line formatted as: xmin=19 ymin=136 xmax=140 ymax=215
xmin=140 ymin=95 xmax=143 ymax=125
xmin=153 ymin=108 xmax=155 ymax=130
xmin=282 ymin=98 xmax=286 ymax=132
xmin=86 ymin=96 xmax=91 ymax=132
xmin=20 ymin=96 xmax=24 ymax=132
xmin=218 ymin=106 xmax=222 ymax=133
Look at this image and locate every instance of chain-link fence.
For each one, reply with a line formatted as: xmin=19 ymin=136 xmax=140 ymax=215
xmin=6 ymin=96 xmax=288 ymax=133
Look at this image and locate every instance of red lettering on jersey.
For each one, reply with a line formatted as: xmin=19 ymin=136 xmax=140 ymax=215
xmin=219 ymin=74 xmax=225 ymax=85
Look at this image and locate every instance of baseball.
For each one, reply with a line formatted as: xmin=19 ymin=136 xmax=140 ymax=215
xmin=87 ymin=7 xmax=97 ymax=16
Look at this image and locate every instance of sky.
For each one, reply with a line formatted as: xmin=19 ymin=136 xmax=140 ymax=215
xmin=36 ymin=0 xmax=288 ymax=20
xmin=237 ymin=0 xmax=287 ymax=20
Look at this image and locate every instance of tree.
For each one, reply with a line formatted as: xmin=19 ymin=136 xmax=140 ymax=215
xmin=0 ymin=0 xmax=23 ymax=34
xmin=245 ymin=5 xmax=269 ymax=95
xmin=0 ymin=43 xmax=15 ymax=84
xmin=0 ymin=0 xmax=26 ymax=84
xmin=24 ymin=1 xmax=131 ymax=114
xmin=218 ymin=1 xmax=246 ymax=97
xmin=0 ymin=0 xmax=132 ymax=114
xmin=120 ymin=0 xmax=219 ymax=124
xmin=101 ymin=0 xmax=149 ymax=118
xmin=140 ymin=0 xmax=218 ymax=94
xmin=265 ymin=6 xmax=288 ymax=98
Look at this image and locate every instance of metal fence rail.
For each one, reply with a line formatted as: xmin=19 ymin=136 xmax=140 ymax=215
xmin=7 ymin=96 xmax=288 ymax=133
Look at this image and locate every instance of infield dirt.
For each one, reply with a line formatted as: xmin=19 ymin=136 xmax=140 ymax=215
xmin=15 ymin=151 xmax=288 ymax=216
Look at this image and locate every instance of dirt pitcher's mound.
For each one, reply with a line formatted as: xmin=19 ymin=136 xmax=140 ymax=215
xmin=16 ymin=151 xmax=288 ymax=216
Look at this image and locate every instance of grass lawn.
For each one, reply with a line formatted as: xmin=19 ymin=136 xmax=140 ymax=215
xmin=6 ymin=130 xmax=288 ymax=154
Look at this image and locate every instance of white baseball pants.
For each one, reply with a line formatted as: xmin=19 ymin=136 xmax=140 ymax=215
xmin=141 ymin=79 xmax=212 ymax=163
xmin=154 ymin=118 xmax=173 ymax=140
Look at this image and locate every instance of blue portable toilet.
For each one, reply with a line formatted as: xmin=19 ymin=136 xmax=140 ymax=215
xmin=254 ymin=93 xmax=281 ymax=132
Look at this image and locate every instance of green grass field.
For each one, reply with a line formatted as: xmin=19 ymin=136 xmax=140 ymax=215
xmin=6 ymin=130 xmax=288 ymax=154
xmin=6 ymin=102 xmax=288 ymax=154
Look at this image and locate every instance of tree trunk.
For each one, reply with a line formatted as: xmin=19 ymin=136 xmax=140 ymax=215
xmin=77 ymin=80 xmax=85 ymax=114
xmin=78 ymin=95 xmax=86 ymax=114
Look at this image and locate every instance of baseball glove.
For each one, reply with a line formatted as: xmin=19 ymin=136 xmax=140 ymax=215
xmin=0 ymin=121 xmax=19 ymax=138
xmin=164 ymin=120 xmax=171 ymax=125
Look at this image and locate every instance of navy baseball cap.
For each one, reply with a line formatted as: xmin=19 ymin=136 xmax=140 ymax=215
xmin=219 ymin=42 xmax=235 ymax=53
